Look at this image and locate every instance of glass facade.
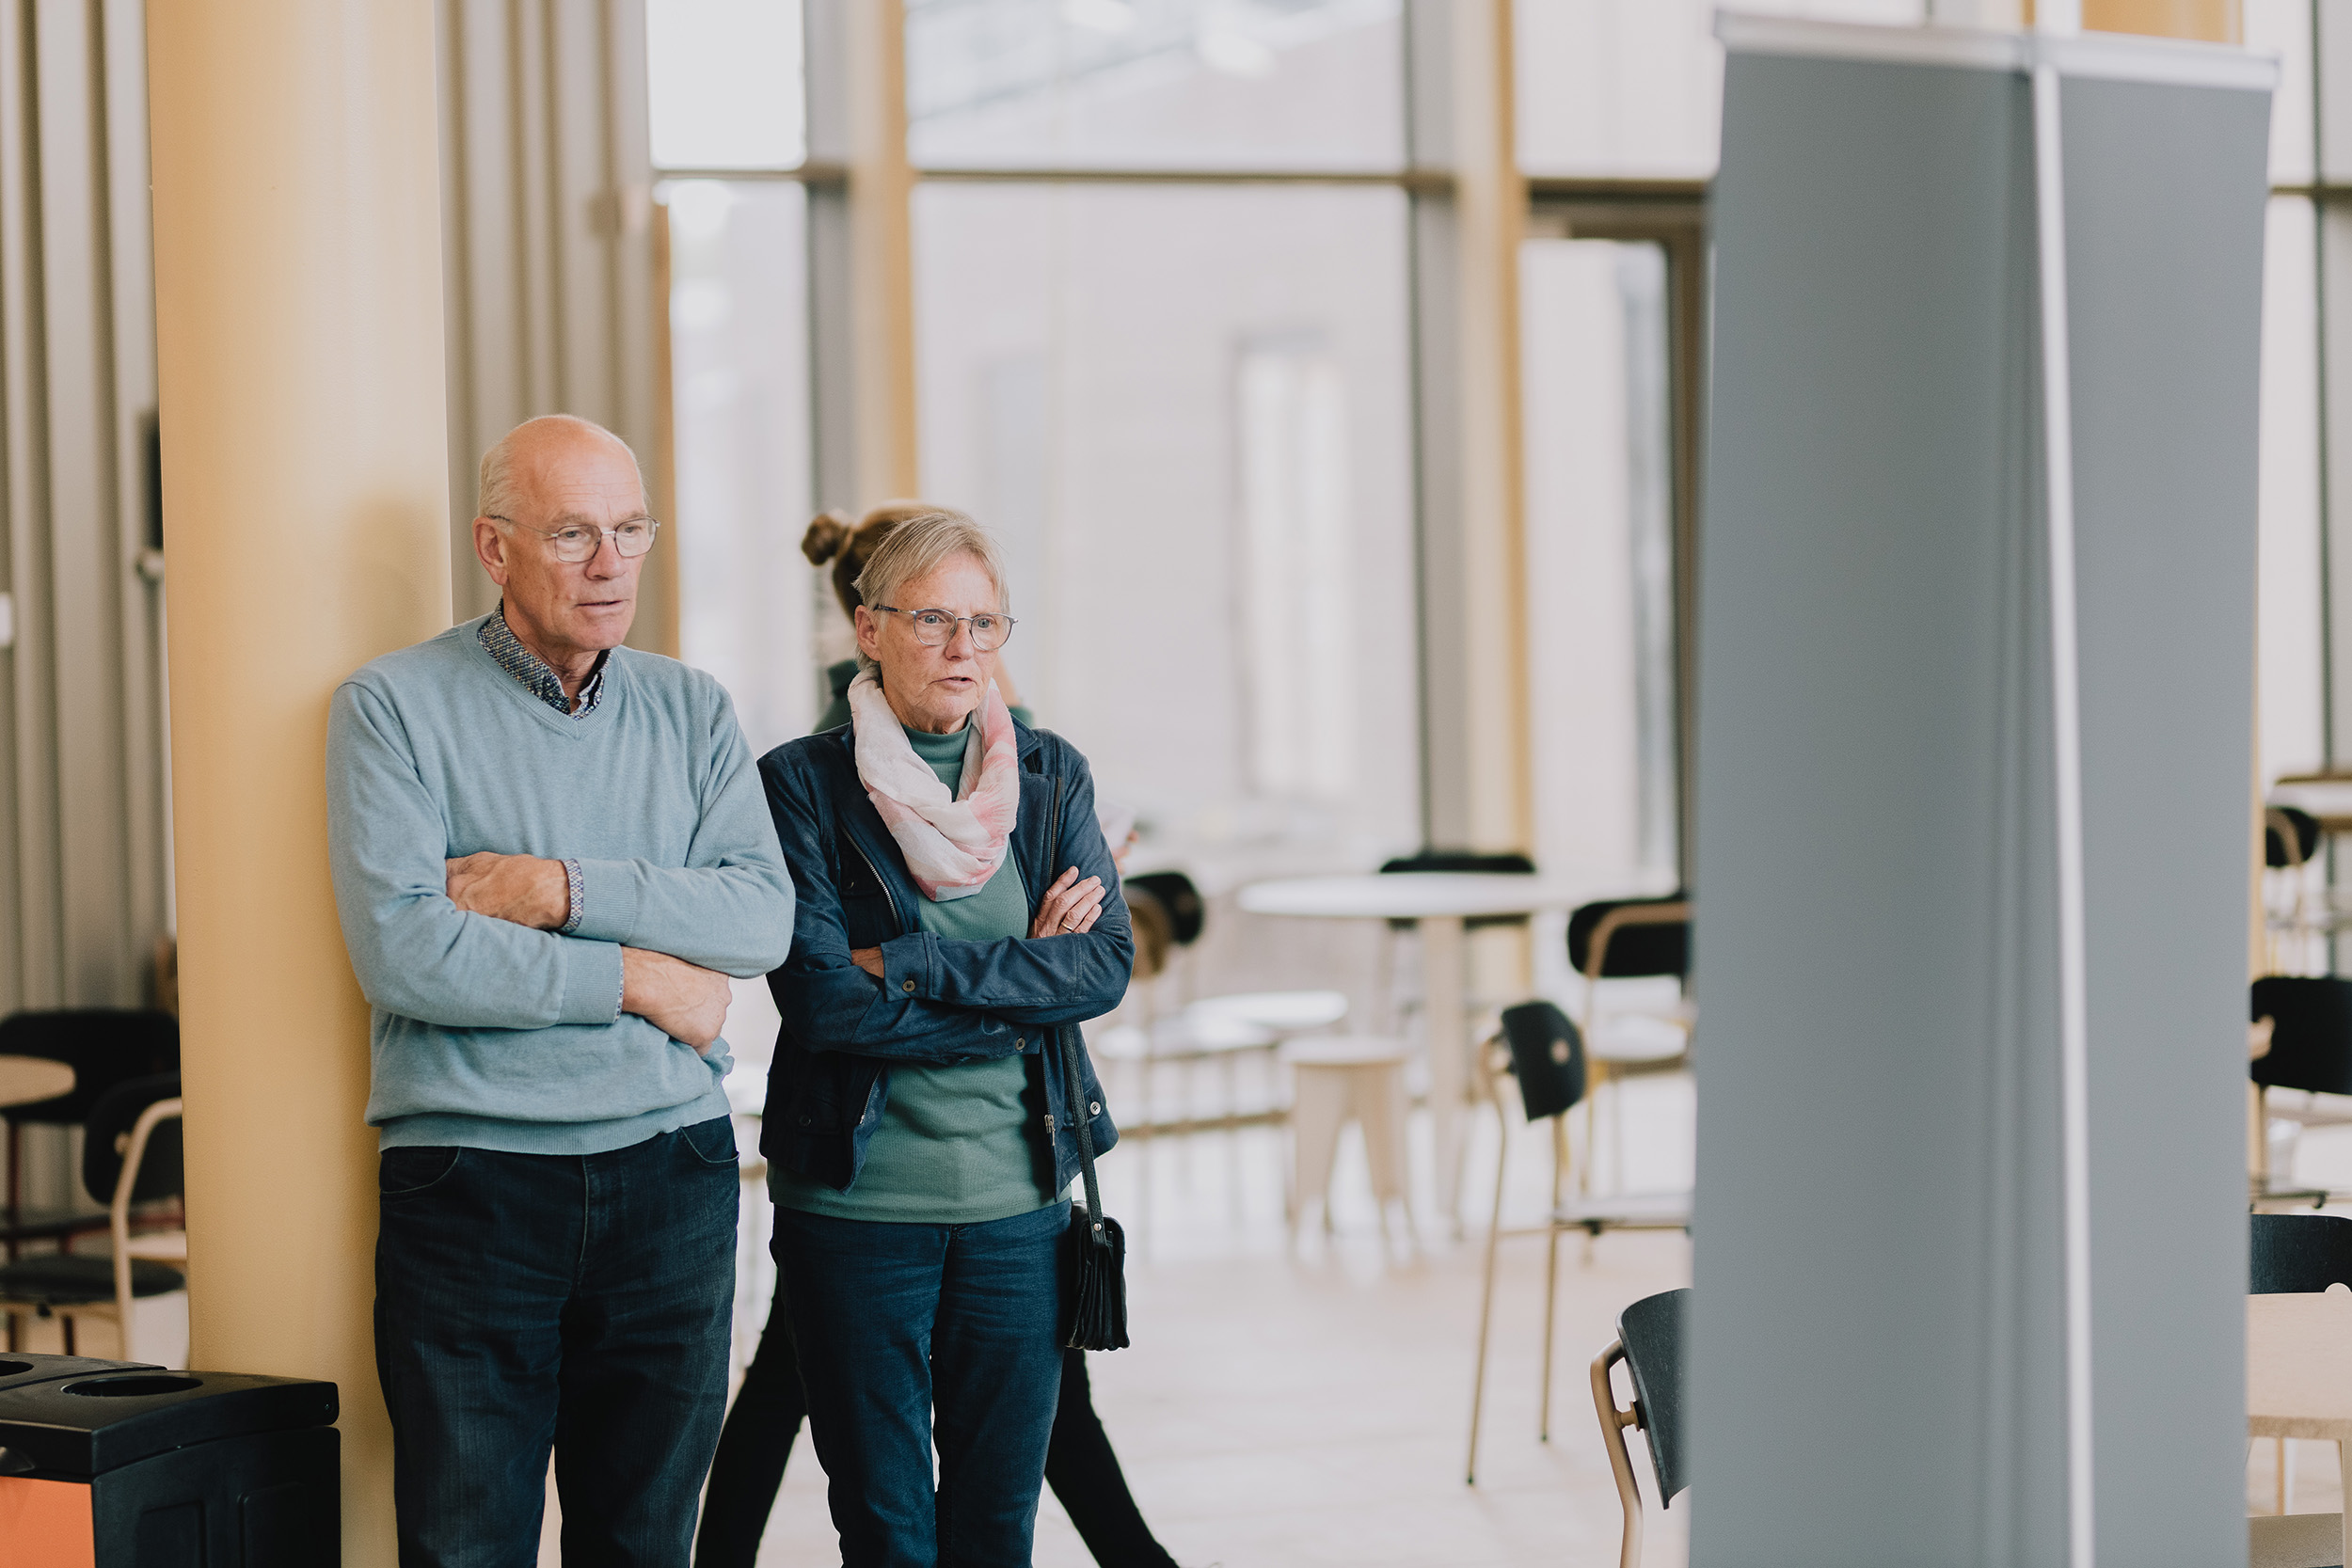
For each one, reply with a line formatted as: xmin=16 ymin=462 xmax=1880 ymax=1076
xmin=905 ymin=0 xmax=1404 ymax=171
xmin=911 ymin=182 xmax=1419 ymax=860
xmin=664 ymin=180 xmax=819 ymax=757
xmin=646 ymin=0 xmax=807 ymax=168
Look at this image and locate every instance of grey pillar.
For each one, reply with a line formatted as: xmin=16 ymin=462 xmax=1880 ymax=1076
xmin=1693 ymin=21 xmax=2270 ymax=1565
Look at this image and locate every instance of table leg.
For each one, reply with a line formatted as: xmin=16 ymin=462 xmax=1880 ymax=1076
xmin=1422 ymin=914 xmax=1468 ymax=1231
xmin=2339 ymin=1440 xmax=2350 ymax=1568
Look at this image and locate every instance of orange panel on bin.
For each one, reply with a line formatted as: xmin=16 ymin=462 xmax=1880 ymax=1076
xmin=0 ymin=1475 xmax=95 ymax=1568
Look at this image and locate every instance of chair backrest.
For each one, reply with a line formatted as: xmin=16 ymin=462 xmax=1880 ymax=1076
xmin=2251 ymin=976 xmax=2352 ymax=1096
xmin=2251 ymin=1213 xmax=2352 ymax=1294
xmin=1496 ymin=1001 xmax=1584 ymax=1121
xmin=83 ymin=1072 xmax=182 ymax=1209
xmin=1617 ymin=1287 xmax=1691 ymax=1506
xmin=1122 ymin=871 xmax=1203 ymax=947
xmin=0 ymin=1009 xmax=180 ymax=1126
xmin=1378 ymin=849 xmax=1537 ymax=878
xmin=2267 ymin=806 xmax=2323 ymax=870
xmin=1123 ymin=885 xmax=1174 ymax=982
xmin=1568 ymin=895 xmax=1692 ymax=980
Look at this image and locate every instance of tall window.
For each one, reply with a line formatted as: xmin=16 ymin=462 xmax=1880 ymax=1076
xmin=646 ymin=0 xmax=806 ymax=169
xmin=911 ymin=182 xmax=1417 ymax=860
xmin=665 ymin=181 xmax=817 ymax=755
xmin=1236 ymin=337 xmax=1354 ymax=804
xmin=1520 ymin=239 xmax=1677 ymax=881
xmin=646 ymin=1 xmax=817 ymax=757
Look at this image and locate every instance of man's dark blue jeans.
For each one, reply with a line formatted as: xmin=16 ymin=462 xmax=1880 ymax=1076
xmin=374 ymin=1116 xmax=740 ymax=1567
xmin=771 ymin=1199 xmax=1070 ymax=1568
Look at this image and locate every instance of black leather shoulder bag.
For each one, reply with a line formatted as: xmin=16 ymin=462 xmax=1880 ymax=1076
xmin=1057 ymin=1022 xmax=1128 ymax=1351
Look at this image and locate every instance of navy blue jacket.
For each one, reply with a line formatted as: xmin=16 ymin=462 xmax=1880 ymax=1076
xmin=757 ymin=717 xmax=1130 ymax=1192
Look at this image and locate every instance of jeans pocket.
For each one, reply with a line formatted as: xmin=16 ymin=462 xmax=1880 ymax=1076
xmin=679 ymin=1115 xmax=739 ymax=1168
xmin=378 ymin=1146 xmax=462 ymax=1198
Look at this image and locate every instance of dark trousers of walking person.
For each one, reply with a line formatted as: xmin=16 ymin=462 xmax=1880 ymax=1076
xmin=696 ymin=1299 xmax=1181 ymax=1568
xmin=375 ymin=1117 xmax=740 ymax=1567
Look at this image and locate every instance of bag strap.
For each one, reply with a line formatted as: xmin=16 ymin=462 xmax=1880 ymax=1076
xmin=1056 ymin=1023 xmax=1109 ymax=1250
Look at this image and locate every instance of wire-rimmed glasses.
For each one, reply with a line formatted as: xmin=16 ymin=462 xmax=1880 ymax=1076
xmin=490 ymin=515 xmax=660 ymax=563
xmin=871 ymin=606 xmax=1017 ymax=653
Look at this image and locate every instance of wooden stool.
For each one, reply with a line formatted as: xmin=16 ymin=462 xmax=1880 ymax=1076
xmin=1283 ymin=1035 xmax=1411 ymax=1235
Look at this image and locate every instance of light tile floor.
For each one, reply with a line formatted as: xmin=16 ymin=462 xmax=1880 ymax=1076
xmin=716 ymin=1072 xmax=1697 ymax=1567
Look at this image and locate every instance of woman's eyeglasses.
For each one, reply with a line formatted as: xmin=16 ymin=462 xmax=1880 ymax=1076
xmin=871 ymin=606 xmax=1017 ymax=653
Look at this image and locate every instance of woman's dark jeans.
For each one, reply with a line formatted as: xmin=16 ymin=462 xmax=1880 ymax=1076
xmin=374 ymin=1117 xmax=740 ymax=1568
xmin=769 ymin=1200 xmax=1070 ymax=1568
xmin=695 ymin=1304 xmax=1180 ymax=1568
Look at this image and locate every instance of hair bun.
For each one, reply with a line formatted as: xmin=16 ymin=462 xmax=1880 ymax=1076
xmin=801 ymin=510 xmax=854 ymax=566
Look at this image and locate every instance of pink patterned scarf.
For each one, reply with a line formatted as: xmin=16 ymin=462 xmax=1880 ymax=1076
xmin=848 ymin=670 xmax=1022 ymax=901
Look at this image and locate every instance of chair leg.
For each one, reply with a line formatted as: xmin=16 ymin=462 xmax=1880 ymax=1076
xmin=1609 ymin=1070 xmax=1628 ymax=1196
xmin=1467 ymin=1090 xmax=1512 ymax=1484
xmin=1538 ymin=1222 xmax=1563 ymax=1442
xmin=1580 ymin=1069 xmax=1603 ymax=1196
xmin=1593 ymin=1344 xmax=1645 ymax=1568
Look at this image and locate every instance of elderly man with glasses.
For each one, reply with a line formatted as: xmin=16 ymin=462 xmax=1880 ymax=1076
xmin=326 ymin=414 xmax=794 ymax=1565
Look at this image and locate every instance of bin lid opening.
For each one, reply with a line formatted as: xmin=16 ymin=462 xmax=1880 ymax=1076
xmin=61 ymin=1375 xmax=203 ymax=1397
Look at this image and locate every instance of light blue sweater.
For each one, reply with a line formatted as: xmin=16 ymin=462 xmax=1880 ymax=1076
xmin=326 ymin=615 xmax=795 ymax=1153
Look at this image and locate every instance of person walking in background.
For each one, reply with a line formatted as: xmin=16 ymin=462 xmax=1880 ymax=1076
xmin=327 ymin=414 xmax=795 ymax=1565
xmin=694 ymin=504 xmax=1183 ymax=1568
xmin=754 ymin=510 xmax=1133 ymax=1567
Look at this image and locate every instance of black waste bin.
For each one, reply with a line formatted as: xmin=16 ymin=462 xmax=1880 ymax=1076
xmin=0 ymin=1360 xmax=337 ymax=1566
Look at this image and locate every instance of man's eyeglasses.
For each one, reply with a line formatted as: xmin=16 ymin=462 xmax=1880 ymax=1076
xmin=491 ymin=515 xmax=660 ymax=563
xmin=871 ymin=606 xmax=1017 ymax=653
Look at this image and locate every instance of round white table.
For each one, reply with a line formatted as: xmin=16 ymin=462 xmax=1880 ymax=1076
xmin=0 ymin=1053 xmax=74 ymax=1110
xmin=1236 ymin=871 xmax=1673 ymax=1224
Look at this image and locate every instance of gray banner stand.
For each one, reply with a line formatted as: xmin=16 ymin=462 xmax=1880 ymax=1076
xmin=1693 ymin=18 xmax=2272 ymax=1565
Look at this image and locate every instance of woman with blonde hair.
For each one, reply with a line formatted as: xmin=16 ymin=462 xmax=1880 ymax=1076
xmin=799 ymin=502 xmax=1029 ymax=733
xmin=705 ymin=508 xmax=1174 ymax=1568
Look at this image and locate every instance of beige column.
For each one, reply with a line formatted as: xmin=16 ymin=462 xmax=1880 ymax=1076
xmin=848 ymin=0 xmax=920 ymax=500
xmin=147 ymin=5 xmax=453 ymax=1561
xmin=1449 ymin=0 xmax=1533 ymax=855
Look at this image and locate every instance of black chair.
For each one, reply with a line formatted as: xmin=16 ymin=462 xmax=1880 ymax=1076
xmin=2249 ymin=1214 xmax=2352 ymax=1564
xmin=1122 ymin=872 xmax=1203 ymax=949
xmin=1566 ymin=896 xmax=1694 ymax=1196
xmin=1466 ymin=1004 xmax=1688 ymax=1484
xmin=2271 ymin=806 xmax=2325 ymax=870
xmin=1373 ymin=850 xmax=1538 ymax=1026
xmin=1104 ymin=869 xmax=1336 ymax=1139
xmin=2265 ymin=807 xmax=2335 ymax=974
xmin=2253 ymin=1212 xmax=2352 ymax=1295
xmin=0 ymin=1010 xmax=180 ymax=1259
xmin=2252 ymin=977 xmax=2352 ymax=1205
xmin=1592 ymin=1287 xmax=1690 ymax=1568
xmin=1468 ymin=1002 xmax=1587 ymax=1482
xmin=0 ymin=1072 xmax=184 ymax=1359
xmin=1377 ymin=849 xmax=1537 ymax=932
xmin=1568 ymin=895 xmax=1692 ymax=981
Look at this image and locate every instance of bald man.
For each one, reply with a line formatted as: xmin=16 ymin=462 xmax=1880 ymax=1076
xmin=326 ymin=415 xmax=794 ymax=1564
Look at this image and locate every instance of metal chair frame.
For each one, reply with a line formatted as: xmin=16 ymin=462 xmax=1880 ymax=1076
xmin=1465 ymin=1010 xmax=1690 ymax=1485
xmin=0 ymin=1094 xmax=183 ymax=1362
xmin=1577 ymin=900 xmax=1693 ymax=1196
